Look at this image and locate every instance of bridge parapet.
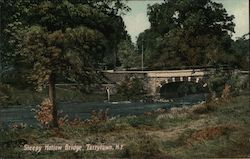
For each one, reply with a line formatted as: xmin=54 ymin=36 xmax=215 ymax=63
xmin=146 ymin=69 xmax=210 ymax=78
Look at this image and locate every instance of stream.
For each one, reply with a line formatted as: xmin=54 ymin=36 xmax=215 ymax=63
xmin=0 ymin=94 xmax=206 ymax=128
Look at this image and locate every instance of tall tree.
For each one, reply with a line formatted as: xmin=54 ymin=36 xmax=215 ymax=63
xmin=117 ymin=36 xmax=139 ymax=69
xmin=137 ymin=29 xmax=160 ymax=68
xmin=1 ymin=0 xmax=130 ymax=83
xmin=138 ymin=0 xmax=235 ymax=69
xmin=10 ymin=0 xmax=129 ymax=127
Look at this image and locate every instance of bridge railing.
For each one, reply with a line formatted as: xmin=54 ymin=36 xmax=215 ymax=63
xmin=116 ymin=65 xmax=233 ymax=71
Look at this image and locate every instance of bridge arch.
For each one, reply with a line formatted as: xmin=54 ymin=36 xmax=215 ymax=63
xmin=155 ymin=77 xmax=208 ymax=98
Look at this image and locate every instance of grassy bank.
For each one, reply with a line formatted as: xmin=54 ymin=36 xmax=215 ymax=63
xmin=0 ymin=94 xmax=250 ymax=158
xmin=0 ymin=84 xmax=108 ymax=106
xmin=0 ymin=84 xmax=143 ymax=106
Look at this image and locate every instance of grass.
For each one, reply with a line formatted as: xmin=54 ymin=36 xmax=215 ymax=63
xmin=0 ymin=84 xmax=143 ymax=106
xmin=0 ymin=93 xmax=250 ymax=158
xmin=0 ymin=84 xmax=107 ymax=106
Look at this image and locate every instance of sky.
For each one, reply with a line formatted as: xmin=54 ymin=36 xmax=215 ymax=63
xmin=122 ymin=0 xmax=249 ymax=43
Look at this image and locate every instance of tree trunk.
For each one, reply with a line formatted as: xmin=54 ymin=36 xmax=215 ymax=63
xmin=49 ymin=73 xmax=58 ymax=127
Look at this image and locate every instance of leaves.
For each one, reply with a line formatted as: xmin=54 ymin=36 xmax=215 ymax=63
xmin=139 ymin=0 xmax=236 ymax=69
xmin=1 ymin=0 xmax=130 ymax=86
xmin=231 ymin=33 xmax=249 ymax=70
xmin=117 ymin=77 xmax=145 ymax=100
xmin=117 ymin=37 xmax=139 ymax=68
xmin=34 ymin=98 xmax=53 ymax=127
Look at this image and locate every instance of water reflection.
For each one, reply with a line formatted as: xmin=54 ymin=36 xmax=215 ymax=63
xmin=0 ymin=94 xmax=206 ymax=127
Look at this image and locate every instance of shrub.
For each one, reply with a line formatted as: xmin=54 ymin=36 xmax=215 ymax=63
xmin=228 ymin=71 xmax=249 ymax=95
xmin=34 ymin=98 xmax=53 ymax=128
xmin=117 ymin=76 xmax=145 ymax=100
xmin=207 ymin=69 xmax=249 ymax=100
xmin=34 ymin=98 xmax=68 ymax=128
xmin=84 ymin=109 xmax=109 ymax=125
xmin=207 ymin=70 xmax=228 ymax=98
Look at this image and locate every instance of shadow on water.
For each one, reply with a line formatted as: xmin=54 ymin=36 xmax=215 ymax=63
xmin=0 ymin=93 xmax=206 ymax=128
xmin=159 ymin=81 xmax=208 ymax=99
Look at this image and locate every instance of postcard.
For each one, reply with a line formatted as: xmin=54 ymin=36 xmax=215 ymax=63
xmin=0 ymin=0 xmax=249 ymax=158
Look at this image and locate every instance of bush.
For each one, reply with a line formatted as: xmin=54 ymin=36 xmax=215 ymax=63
xmin=117 ymin=76 xmax=145 ymax=101
xmin=207 ymin=70 xmax=228 ymax=98
xmin=207 ymin=69 xmax=248 ymax=100
xmin=228 ymin=71 xmax=249 ymax=95
xmin=34 ymin=98 xmax=53 ymax=128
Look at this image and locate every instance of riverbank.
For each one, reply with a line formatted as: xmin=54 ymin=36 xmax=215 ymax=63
xmin=0 ymin=93 xmax=249 ymax=158
xmin=0 ymin=84 xmax=133 ymax=106
xmin=0 ymin=85 xmax=144 ymax=106
xmin=0 ymin=83 xmax=207 ymax=106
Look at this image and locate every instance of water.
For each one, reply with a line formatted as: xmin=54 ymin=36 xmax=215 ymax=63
xmin=0 ymin=94 xmax=206 ymax=127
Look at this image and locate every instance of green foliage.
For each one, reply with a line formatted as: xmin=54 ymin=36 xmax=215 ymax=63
xmin=138 ymin=0 xmax=237 ymax=69
xmin=1 ymin=0 xmax=131 ymax=126
xmin=0 ymin=0 xmax=130 ymax=87
xmin=0 ymin=84 xmax=87 ymax=106
xmin=19 ymin=25 xmax=106 ymax=90
xmin=136 ymin=29 xmax=160 ymax=67
xmin=231 ymin=33 xmax=249 ymax=70
xmin=0 ymin=0 xmax=32 ymax=84
xmin=117 ymin=77 xmax=145 ymax=100
xmin=117 ymin=37 xmax=139 ymax=68
xmin=207 ymin=70 xmax=229 ymax=98
xmin=227 ymin=71 xmax=249 ymax=95
xmin=208 ymin=69 xmax=249 ymax=98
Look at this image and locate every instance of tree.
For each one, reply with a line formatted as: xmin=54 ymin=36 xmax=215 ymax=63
xmin=12 ymin=0 xmax=129 ymax=127
xmin=1 ymin=0 xmax=130 ymax=83
xmin=117 ymin=36 xmax=139 ymax=69
xmin=138 ymin=0 xmax=235 ymax=69
xmin=20 ymin=26 xmax=106 ymax=127
xmin=232 ymin=33 xmax=249 ymax=70
xmin=0 ymin=0 xmax=31 ymax=85
xmin=137 ymin=29 xmax=160 ymax=68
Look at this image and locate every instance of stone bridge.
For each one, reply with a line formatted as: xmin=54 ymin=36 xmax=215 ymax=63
xmin=102 ymin=69 xmax=213 ymax=96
